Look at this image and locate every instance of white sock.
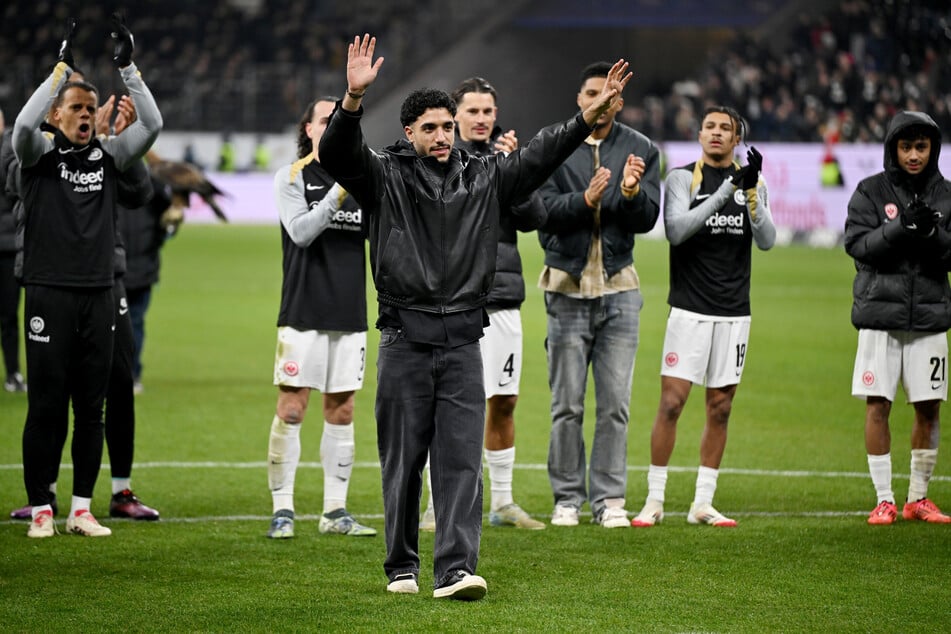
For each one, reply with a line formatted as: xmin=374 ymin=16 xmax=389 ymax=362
xmin=485 ymin=447 xmax=515 ymax=511
xmin=908 ymin=448 xmax=938 ymax=502
xmin=424 ymin=457 xmax=434 ymax=513
xmin=268 ymin=416 xmax=301 ymax=513
xmin=693 ymin=466 xmax=719 ymax=507
xmin=112 ymin=478 xmax=131 ymax=495
xmin=70 ymin=496 xmax=92 ymax=517
xmin=646 ymin=464 xmax=669 ymax=504
xmin=321 ymin=421 xmax=355 ymax=513
xmin=31 ymin=504 xmax=53 ymax=519
xmin=867 ymin=453 xmax=894 ymax=504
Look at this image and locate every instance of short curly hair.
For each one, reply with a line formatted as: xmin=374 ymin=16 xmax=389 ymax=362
xmin=400 ymin=89 xmax=456 ymax=128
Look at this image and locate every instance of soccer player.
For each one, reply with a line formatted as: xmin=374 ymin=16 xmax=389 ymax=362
xmin=537 ymin=61 xmax=661 ymax=528
xmin=14 ymin=14 xmax=161 ymax=538
xmin=318 ymin=34 xmax=630 ymax=599
xmin=844 ymin=110 xmax=951 ymax=525
xmin=631 ymin=106 xmax=775 ymax=528
xmin=266 ymin=97 xmax=376 ymax=540
xmin=419 ymin=77 xmax=547 ymax=532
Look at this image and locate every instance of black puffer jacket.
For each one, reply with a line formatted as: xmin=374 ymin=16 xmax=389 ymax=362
xmin=0 ymin=129 xmax=16 ymax=253
xmin=320 ymin=105 xmax=591 ymax=314
xmin=844 ymin=111 xmax=951 ymax=332
xmin=456 ymin=131 xmax=548 ymax=309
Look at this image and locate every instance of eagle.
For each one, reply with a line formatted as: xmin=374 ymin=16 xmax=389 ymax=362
xmin=145 ymin=151 xmax=228 ymax=230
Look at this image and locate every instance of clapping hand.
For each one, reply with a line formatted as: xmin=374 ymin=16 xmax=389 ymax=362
xmin=733 ymin=146 xmax=763 ymax=190
xmin=902 ymin=198 xmax=938 ymax=236
xmin=494 ymin=130 xmax=518 ymax=155
xmin=58 ymin=18 xmax=77 ymax=68
xmin=110 ymin=13 xmax=135 ymax=68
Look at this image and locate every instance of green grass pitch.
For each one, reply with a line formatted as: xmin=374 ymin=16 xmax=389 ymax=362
xmin=1 ymin=224 xmax=948 ymax=632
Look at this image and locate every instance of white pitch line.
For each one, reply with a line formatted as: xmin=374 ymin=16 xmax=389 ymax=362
xmin=0 ymin=509 xmax=873 ymax=528
xmin=0 ymin=461 xmax=948 ymax=481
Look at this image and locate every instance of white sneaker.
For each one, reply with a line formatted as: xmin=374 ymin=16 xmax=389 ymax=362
xmin=419 ymin=506 xmax=436 ymax=532
xmin=387 ymin=573 xmax=419 ymax=594
xmin=66 ymin=510 xmax=112 ymax=536
xmin=27 ymin=510 xmax=56 ymax=538
xmin=631 ymin=499 xmax=664 ymax=527
xmin=598 ymin=505 xmax=630 ymax=528
xmin=433 ymin=571 xmax=487 ymax=600
xmin=550 ymin=504 xmax=579 ymax=527
xmin=687 ymin=502 xmax=737 ymax=527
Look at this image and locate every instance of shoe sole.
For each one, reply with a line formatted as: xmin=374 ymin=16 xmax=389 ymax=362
xmin=688 ymin=516 xmax=737 ymax=527
xmin=433 ymin=579 xmax=487 ymax=600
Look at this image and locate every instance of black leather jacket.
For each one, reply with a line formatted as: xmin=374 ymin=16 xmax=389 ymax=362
xmin=320 ymin=104 xmax=592 ymax=314
xmin=845 ymin=111 xmax=951 ymax=332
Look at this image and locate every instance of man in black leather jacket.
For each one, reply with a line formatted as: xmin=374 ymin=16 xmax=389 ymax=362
xmin=845 ymin=110 xmax=951 ymax=526
xmin=319 ymin=34 xmax=630 ymax=600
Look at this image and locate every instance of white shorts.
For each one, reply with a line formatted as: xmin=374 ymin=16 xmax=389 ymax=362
xmin=851 ymin=329 xmax=948 ymax=402
xmin=273 ymin=327 xmax=367 ymax=392
xmin=481 ymin=308 xmax=522 ymax=397
xmin=659 ymin=308 xmax=751 ymax=388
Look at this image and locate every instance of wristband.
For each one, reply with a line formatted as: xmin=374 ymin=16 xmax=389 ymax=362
xmin=347 ymin=90 xmax=366 ymax=100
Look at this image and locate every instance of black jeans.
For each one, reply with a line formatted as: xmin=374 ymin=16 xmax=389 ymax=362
xmin=375 ymin=328 xmax=485 ymax=588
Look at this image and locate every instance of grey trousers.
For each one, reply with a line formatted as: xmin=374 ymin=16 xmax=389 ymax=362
xmin=375 ymin=328 xmax=485 ymax=588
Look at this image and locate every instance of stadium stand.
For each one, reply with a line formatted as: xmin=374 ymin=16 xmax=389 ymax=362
xmin=0 ymin=0 xmax=947 ymax=141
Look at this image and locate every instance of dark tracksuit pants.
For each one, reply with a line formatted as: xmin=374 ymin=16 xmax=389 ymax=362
xmin=22 ymin=285 xmax=113 ymax=506
xmin=105 ymin=279 xmax=136 ymax=480
xmin=0 ymin=253 xmax=21 ymax=377
xmin=375 ymin=328 xmax=485 ymax=589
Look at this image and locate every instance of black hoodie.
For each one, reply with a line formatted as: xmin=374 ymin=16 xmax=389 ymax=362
xmin=844 ymin=111 xmax=951 ymax=331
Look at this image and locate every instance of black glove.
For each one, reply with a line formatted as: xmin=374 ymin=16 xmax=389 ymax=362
xmin=110 ymin=13 xmax=134 ymax=68
xmin=901 ymin=198 xmax=937 ymax=236
xmin=57 ymin=18 xmax=77 ymax=68
xmin=733 ymin=146 xmax=763 ymax=190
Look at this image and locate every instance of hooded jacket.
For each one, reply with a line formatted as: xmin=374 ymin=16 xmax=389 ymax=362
xmin=319 ymin=104 xmax=592 ymax=315
xmin=456 ymin=130 xmax=548 ymax=309
xmin=844 ymin=111 xmax=951 ymax=331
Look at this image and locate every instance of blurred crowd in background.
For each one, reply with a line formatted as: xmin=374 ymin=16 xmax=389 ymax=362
xmin=1 ymin=0 xmax=948 ymax=142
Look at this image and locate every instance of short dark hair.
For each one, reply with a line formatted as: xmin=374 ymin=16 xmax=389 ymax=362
xmin=580 ymin=62 xmax=612 ymax=87
xmin=400 ymin=88 xmax=456 ymax=127
xmin=702 ymin=105 xmax=747 ymax=141
xmin=450 ymin=77 xmax=497 ymax=108
xmin=296 ymin=96 xmax=338 ymax=159
xmin=54 ymin=80 xmax=99 ymax=107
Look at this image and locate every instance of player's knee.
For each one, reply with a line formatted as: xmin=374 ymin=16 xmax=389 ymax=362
xmin=707 ymin=399 xmax=733 ymax=426
xmin=277 ymin=404 xmax=306 ymax=425
xmin=658 ymin=393 xmax=686 ymax=421
xmin=489 ymin=395 xmax=517 ymax=418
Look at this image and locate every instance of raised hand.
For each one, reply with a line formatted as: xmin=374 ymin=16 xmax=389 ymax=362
xmin=585 ymin=167 xmax=612 ymax=208
xmin=110 ymin=12 xmax=135 ymax=68
xmin=346 ymin=34 xmax=384 ymax=96
xmin=581 ymin=59 xmax=632 ymax=127
xmin=58 ymin=18 xmax=77 ymax=68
